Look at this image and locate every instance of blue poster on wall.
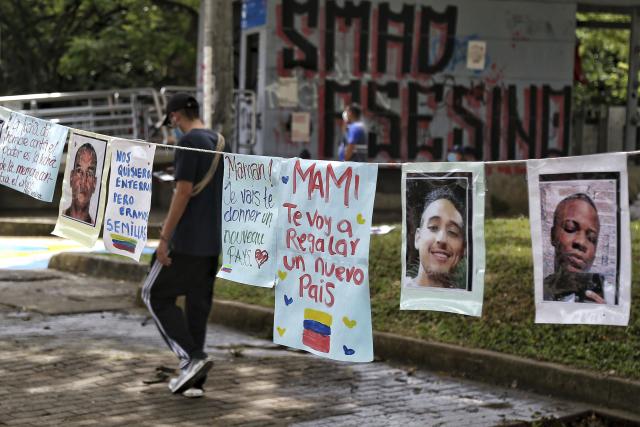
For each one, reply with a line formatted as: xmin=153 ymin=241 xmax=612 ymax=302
xmin=242 ymin=0 xmax=266 ymax=30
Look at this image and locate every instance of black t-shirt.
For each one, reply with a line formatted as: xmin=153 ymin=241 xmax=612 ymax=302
xmin=172 ymin=128 xmax=226 ymax=256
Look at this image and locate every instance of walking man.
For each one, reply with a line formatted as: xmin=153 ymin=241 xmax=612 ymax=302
xmin=339 ymin=103 xmax=368 ymax=162
xmin=142 ymin=93 xmax=226 ymax=397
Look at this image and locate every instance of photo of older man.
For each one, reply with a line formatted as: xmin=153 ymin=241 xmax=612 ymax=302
xmin=63 ymin=142 xmax=99 ymax=226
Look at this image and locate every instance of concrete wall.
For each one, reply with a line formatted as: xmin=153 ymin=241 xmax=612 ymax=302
xmin=243 ymin=0 xmax=575 ymax=161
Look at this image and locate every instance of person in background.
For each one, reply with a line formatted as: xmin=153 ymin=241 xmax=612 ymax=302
xmin=447 ymin=145 xmax=463 ymax=162
xmin=339 ymin=103 xmax=368 ymax=162
xmin=547 ymin=148 xmax=563 ymax=158
xmin=462 ymin=146 xmax=478 ymax=161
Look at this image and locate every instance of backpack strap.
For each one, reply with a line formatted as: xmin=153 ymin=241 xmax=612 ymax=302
xmin=191 ymin=132 xmax=225 ymax=197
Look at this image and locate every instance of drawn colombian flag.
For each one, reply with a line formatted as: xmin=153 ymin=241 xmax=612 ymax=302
xmin=302 ymin=308 xmax=332 ymax=353
xmin=111 ymin=234 xmax=137 ymax=253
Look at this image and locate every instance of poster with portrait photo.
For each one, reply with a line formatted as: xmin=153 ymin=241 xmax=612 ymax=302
xmin=400 ymin=162 xmax=486 ymax=316
xmin=52 ymin=130 xmax=112 ymax=248
xmin=528 ymin=153 xmax=630 ymax=326
xmin=0 ymin=106 xmax=8 ymax=137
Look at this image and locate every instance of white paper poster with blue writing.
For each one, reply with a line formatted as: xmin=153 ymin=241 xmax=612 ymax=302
xmin=273 ymin=159 xmax=378 ymax=362
xmin=0 ymin=109 xmax=69 ymax=201
xmin=217 ymin=153 xmax=281 ymax=287
xmin=103 ymin=140 xmax=155 ymax=261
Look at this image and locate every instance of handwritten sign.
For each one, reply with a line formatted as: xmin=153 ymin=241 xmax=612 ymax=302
xmin=217 ymin=154 xmax=281 ymax=287
xmin=103 ymin=140 xmax=155 ymax=261
xmin=273 ymin=159 xmax=378 ymax=362
xmin=0 ymin=109 xmax=69 ymax=201
xmin=52 ymin=130 xmax=112 ymax=248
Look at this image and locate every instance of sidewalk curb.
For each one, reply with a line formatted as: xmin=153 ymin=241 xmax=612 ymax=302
xmin=48 ymin=252 xmax=640 ymax=416
xmin=49 ymin=253 xmax=148 ymax=282
xmin=0 ymin=218 xmax=57 ymax=236
xmin=0 ymin=219 xmax=162 ymax=238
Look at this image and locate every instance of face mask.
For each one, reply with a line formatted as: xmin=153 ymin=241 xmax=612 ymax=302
xmin=447 ymin=152 xmax=458 ymax=162
xmin=342 ymin=111 xmax=349 ymax=122
xmin=173 ymin=127 xmax=184 ymax=140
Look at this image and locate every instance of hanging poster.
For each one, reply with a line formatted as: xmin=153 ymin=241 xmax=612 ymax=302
xmin=400 ymin=162 xmax=486 ymax=316
xmin=0 ymin=108 xmax=69 ymax=202
xmin=291 ymin=112 xmax=310 ymax=143
xmin=273 ymin=159 xmax=378 ymax=362
xmin=103 ymin=139 xmax=155 ymax=261
xmin=52 ymin=130 xmax=112 ymax=247
xmin=277 ymin=77 xmax=298 ymax=107
xmin=528 ymin=153 xmax=630 ymax=325
xmin=0 ymin=107 xmax=8 ymax=136
xmin=217 ymin=153 xmax=281 ymax=287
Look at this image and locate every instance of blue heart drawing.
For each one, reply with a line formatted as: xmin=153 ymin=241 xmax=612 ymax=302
xmin=343 ymin=345 xmax=355 ymax=356
xmin=281 ymin=176 xmax=289 ymax=184
xmin=284 ymin=295 xmax=293 ymax=306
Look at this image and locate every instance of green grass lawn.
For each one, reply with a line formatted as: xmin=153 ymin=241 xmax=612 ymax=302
xmin=213 ymin=219 xmax=640 ymax=380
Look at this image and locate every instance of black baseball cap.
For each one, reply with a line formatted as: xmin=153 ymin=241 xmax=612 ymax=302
xmin=161 ymin=93 xmax=199 ymax=126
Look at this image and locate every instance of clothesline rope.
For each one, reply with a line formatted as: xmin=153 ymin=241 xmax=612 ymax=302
xmin=5 ymin=106 xmax=640 ymax=165
xmin=131 ymin=138 xmax=640 ymax=166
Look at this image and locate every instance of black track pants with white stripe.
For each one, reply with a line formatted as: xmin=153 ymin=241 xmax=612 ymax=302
xmin=142 ymin=252 xmax=218 ymax=370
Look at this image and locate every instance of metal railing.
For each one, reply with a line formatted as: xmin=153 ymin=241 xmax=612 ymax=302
xmin=0 ymin=87 xmax=256 ymax=154
xmin=0 ymin=88 xmax=170 ymax=143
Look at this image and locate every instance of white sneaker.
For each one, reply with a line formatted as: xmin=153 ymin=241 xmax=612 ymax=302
xmin=168 ymin=358 xmax=213 ymax=394
xmin=182 ymin=387 xmax=204 ymax=398
xmin=168 ymin=379 xmax=204 ymax=398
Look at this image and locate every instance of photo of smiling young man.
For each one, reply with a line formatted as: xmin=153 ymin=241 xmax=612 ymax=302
xmin=404 ymin=174 xmax=471 ymax=291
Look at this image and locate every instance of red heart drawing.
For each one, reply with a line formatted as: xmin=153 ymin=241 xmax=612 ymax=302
xmin=255 ymin=249 xmax=269 ymax=268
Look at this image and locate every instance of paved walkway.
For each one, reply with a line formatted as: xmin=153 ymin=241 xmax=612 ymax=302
xmin=0 ymin=305 xmax=584 ymax=426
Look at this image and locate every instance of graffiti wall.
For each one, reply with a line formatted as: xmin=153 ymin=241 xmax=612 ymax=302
xmin=252 ymin=0 xmax=575 ymax=161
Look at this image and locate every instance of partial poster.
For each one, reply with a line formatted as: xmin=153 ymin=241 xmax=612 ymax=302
xmin=528 ymin=153 xmax=630 ymax=325
xmin=103 ymin=139 xmax=155 ymax=261
xmin=400 ymin=162 xmax=486 ymax=316
xmin=0 ymin=108 xmax=69 ymax=201
xmin=217 ymin=154 xmax=282 ymax=287
xmin=52 ymin=130 xmax=112 ymax=247
xmin=273 ymin=159 xmax=378 ymax=362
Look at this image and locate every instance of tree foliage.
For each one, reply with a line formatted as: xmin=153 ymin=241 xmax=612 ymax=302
xmin=575 ymin=13 xmax=631 ymax=107
xmin=0 ymin=0 xmax=199 ymax=95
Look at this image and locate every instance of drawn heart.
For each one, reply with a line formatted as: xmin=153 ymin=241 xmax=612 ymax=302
xmin=281 ymin=176 xmax=289 ymax=184
xmin=255 ymin=249 xmax=269 ymax=268
xmin=284 ymin=294 xmax=293 ymax=306
xmin=343 ymin=345 xmax=355 ymax=356
xmin=342 ymin=316 xmax=357 ymax=329
xmin=356 ymin=213 xmax=366 ymax=225
xmin=277 ymin=327 xmax=286 ymax=337
xmin=277 ymin=270 xmax=287 ymax=281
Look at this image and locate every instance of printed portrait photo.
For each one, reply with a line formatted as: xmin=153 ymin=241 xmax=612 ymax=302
xmin=61 ymin=133 xmax=107 ymax=227
xmin=539 ymin=173 xmax=620 ymax=305
xmin=404 ymin=172 xmax=473 ymax=291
